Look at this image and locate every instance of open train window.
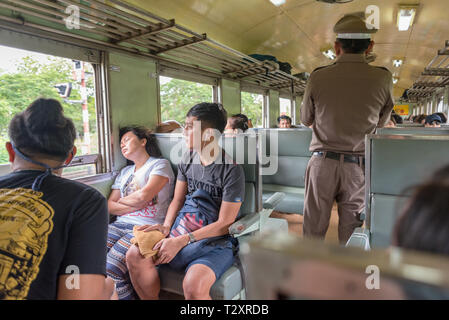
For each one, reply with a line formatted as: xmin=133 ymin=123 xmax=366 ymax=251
xmin=0 ymin=44 xmax=103 ymax=179
xmin=159 ymin=75 xmax=214 ymax=124
xmin=279 ymin=97 xmax=292 ymax=117
xmin=241 ymin=91 xmax=264 ymax=128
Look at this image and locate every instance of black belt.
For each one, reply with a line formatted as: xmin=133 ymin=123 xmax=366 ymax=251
xmin=312 ymin=151 xmax=365 ymax=165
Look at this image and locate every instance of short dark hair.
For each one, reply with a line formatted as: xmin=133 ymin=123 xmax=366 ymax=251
xmin=392 ymin=114 xmax=403 ymax=124
xmin=8 ymin=98 xmax=76 ymax=161
xmin=393 ymin=165 xmax=449 ymax=256
xmin=228 ymin=113 xmax=249 ymax=132
xmin=336 ymin=38 xmax=371 ymax=54
xmin=277 ymin=115 xmax=292 ymax=124
xmin=119 ymin=126 xmax=162 ymax=159
xmin=186 ymin=102 xmax=228 ymax=133
xmin=435 ymin=112 xmax=447 ymax=124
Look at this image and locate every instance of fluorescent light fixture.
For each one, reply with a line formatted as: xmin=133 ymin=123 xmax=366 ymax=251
xmin=397 ymin=6 xmax=417 ymax=31
xmin=270 ymin=0 xmax=286 ymax=6
xmin=393 ymin=59 xmax=403 ymax=67
xmin=322 ymin=49 xmax=336 ymax=60
xmin=393 ymin=77 xmax=399 ymax=84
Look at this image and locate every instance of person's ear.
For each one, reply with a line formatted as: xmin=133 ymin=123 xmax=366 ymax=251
xmin=366 ymin=40 xmax=375 ymax=54
xmin=141 ymin=138 xmax=147 ymax=148
xmin=65 ymin=146 xmax=77 ymax=165
xmin=334 ymin=41 xmax=342 ymax=56
xmin=6 ymin=142 xmax=15 ymax=163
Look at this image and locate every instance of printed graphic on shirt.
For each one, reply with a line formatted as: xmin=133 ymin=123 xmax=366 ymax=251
xmin=0 ymin=188 xmax=54 ymax=300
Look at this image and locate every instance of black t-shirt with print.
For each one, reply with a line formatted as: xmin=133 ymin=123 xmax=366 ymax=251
xmin=0 ymin=170 xmax=108 ymax=300
xmin=177 ymin=150 xmax=245 ymax=207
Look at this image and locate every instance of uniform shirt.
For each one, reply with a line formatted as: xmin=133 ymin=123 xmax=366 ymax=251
xmin=0 ymin=170 xmax=108 ymax=300
xmin=111 ymin=157 xmax=175 ymax=225
xmin=177 ymin=150 xmax=245 ymax=208
xmin=300 ymin=53 xmax=395 ymax=155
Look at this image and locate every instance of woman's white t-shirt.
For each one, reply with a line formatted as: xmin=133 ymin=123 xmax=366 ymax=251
xmin=111 ymin=157 xmax=175 ymax=225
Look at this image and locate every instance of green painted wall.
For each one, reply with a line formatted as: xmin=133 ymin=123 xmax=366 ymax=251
xmin=108 ymin=52 xmax=159 ymax=170
xmin=268 ymin=90 xmax=280 ymax=128
xmin=221 ymin=79 xmax=241 ymax=115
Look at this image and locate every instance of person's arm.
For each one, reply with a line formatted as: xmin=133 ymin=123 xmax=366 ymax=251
xmin=153 ymin=200 xmax=241 ymax=265
xmin=118 ymin=175 xmax=169 ymax=208
xmin=57 ymin=275 xmax=117 ymax=300
xmin=300 ymin=73 xmax=315 ymax=127
xmin=107 ymin=189 xmax=141 ymax=216
xmin=137 ymin=179 xmax=187 ymax=236
xmin=377 ymin=73 xmax=395 ymax=128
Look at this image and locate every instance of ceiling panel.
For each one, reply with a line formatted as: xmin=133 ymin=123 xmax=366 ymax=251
xmin=123 ymin=0 xmax=449 ymax=99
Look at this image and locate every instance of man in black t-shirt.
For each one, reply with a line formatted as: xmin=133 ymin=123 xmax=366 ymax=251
xmin=0 ymin=98 xmax=115 ymax=300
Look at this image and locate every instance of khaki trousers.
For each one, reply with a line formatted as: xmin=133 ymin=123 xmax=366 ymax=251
xmin=303 ymin=154 xmax=365 ymax=243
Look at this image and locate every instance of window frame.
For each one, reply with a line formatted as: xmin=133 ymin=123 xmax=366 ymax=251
xmin=0 ymin=33 xmax=110 ymax=180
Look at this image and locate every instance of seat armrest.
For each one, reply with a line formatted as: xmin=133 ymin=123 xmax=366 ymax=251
xmin=263 ymin=192 xmax=285 ymax=209
xmin=345 ymin=227 xmax=370 ymax=251
xmin=229 ymin=212 xmax=259 ymax=237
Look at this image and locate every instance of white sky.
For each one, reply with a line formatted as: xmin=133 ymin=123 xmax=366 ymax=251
xmin=0 ymin=45 xmax=54 ymax=74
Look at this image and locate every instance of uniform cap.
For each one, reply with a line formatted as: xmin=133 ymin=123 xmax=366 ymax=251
xmin=334 ymin=13 xmax=378 ymax=39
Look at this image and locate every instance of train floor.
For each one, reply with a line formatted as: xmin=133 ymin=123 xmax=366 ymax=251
xmin=270 ymin=202 xmax=340 ymax=244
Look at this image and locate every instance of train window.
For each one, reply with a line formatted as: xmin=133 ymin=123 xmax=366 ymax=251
xmin=280 ymin=97 xmax=292 ymax=117
xmin=241 ymin=91 xmax=264 ymax=128
xmin=0 ymin=45 xmax=101 ymax=179
xmin=159 ymin=75 xmax=213 ymax=124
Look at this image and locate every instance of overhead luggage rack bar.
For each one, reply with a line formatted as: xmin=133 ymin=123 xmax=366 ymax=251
xmin=0 ymin=0 xmax=306 ymax=94
xmin=406 ymin=40 xmax=449 ymax=102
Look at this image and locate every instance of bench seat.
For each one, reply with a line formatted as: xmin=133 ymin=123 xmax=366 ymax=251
xmin=262 ymin=184 xmax=304 ymax=215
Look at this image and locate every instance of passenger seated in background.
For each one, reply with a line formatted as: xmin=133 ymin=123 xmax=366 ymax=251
xmin=392 ymin=114 xmax=403 ymax=125
xmin=155 ymin=120 xmax=182 ymax=133
xmin=385 ymin=115 xmax=397 ymax=128
xmin=277 ymin=115 xmax=293 ymax=128
xmin=413 ymin=114 xmax=427 ymax=125
xmin=424 ymin=114 xmax=442 ymax=128
xmin=435 ymin=112 xmax=447 ymax=124
xmin=392 ymin=164 xmax=449 ymax=256
xmin=224 ymin=113 xmax=249 ymax=134
xmin=107 ymin=126 xmax=174 ymax=299
xmin=126 ymin=102 xmax=245 ymax=300
xmin=247 ymin=118 xmax=254 ymax=128
xmin=0 ymin=98 xmax=116 ymax=300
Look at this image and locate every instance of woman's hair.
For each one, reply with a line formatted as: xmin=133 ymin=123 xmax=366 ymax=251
xmin=119 ymin=126 xmax=162 ymax=158
xmin=392 ymin=165 xmax=449 ymax=256
xmin=155 ymin=120 xmax=182 ymax=133
xmin=186 ymin=102 xmax=228 ymax=133
xmin=228 ymin=114 xmax=249 ymax=132
xmin=413 ymin=114 xmax=426 ymax=124
xmin=8 ymin=98 xmax=76 ymax=161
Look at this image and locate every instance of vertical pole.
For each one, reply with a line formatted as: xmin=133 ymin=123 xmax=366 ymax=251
xmin=81 ymin=61 xmax=91 ymax=154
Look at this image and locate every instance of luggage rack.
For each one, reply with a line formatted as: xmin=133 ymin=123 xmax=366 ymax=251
xmin=406 ymin=40 xmax=449 ymax=102
xmin=0 ymin=0 xmax=307 ymax=95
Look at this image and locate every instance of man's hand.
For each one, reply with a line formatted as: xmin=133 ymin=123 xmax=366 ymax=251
xmin=137 ymin=224 xmax=170 ymax=237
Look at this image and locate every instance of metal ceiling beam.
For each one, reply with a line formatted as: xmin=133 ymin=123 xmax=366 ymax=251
xmin=152 ymin=34 xmax=207 ymax=54
xmin=413 ymin=81 xmax=449 ymax=87
xmin=113 ymin=20 xmax=175 ymax=44
xmin=422 ymin=68 xmax=449 ymax=76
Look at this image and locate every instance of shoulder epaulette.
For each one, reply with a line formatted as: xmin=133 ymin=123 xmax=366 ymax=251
xmin=374 ymin=66 xmax=391 ymax=74
xmin=311 ymin=63 xmax=335 ymax=74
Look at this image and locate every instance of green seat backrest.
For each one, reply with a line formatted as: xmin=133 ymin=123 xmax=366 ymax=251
xmin=259 ymin=129 xmax=312 ymax=188
xmin=376 ymin=128 xmax=449 ymax=136
xmin=368 ymin=135 xmax=449 ymax=247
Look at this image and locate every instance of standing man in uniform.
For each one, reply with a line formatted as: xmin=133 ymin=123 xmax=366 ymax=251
xmin=300 ymin=13 xmax=395 ymax=243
